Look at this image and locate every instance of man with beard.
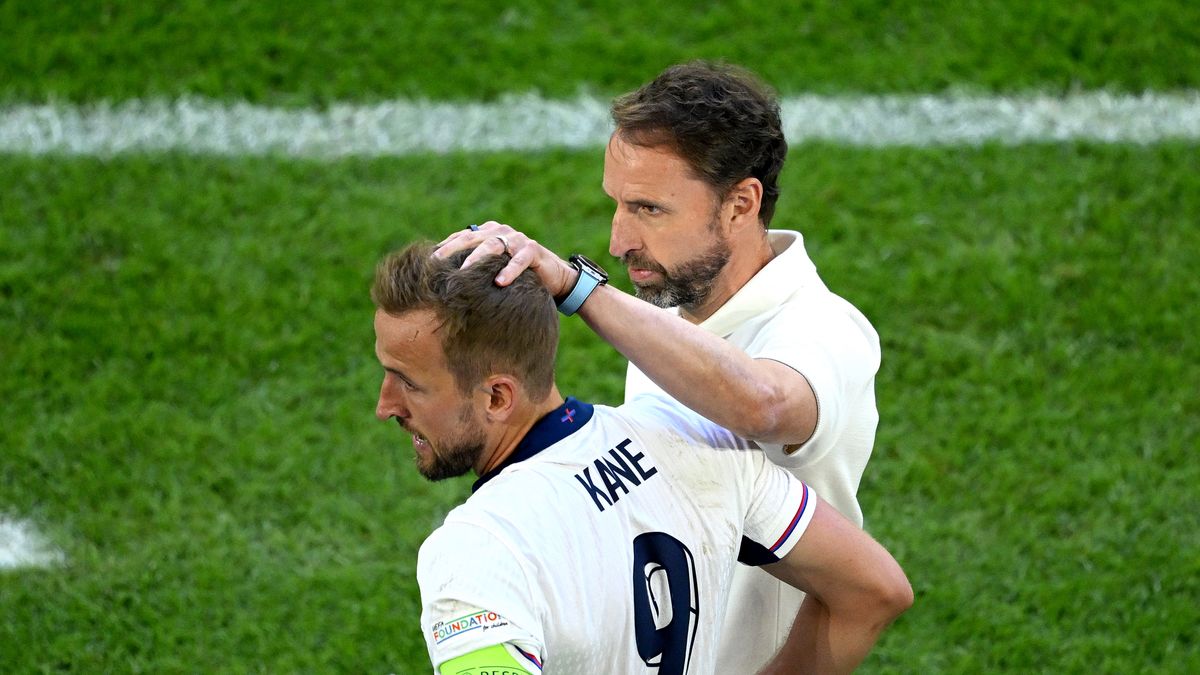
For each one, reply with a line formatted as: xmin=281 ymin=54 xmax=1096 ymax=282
xmin=372 ymin=244 xmax=910 ymax=675
xmin=435 ymin=61 xmax=883 ymax=672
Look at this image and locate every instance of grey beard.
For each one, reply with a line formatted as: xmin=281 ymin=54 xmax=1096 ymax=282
xmin=631 ymin=238 xmax=731 ymax=310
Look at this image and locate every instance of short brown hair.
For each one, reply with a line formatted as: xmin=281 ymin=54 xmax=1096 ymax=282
xmin=371 ymin=244 xmax=558 ymax=400
xmin=611 ymin=60 xmax=788 ymax=226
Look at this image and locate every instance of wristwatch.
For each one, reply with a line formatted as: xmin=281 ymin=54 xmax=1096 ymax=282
xmin=557 ymin=254 xmax=608 ymax=316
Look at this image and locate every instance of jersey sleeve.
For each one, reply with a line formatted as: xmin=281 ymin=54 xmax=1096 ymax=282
xmin=418 ymin=521 xmax=546 ymax=672
xmin=737 ymin=461 xmax=817 ymax=566
xmin=742 ymin=297 xmax=880 ymax=467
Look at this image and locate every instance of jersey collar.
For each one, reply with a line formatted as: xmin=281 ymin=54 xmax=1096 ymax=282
xmin=472 ymin=396 xmax=594 ymax=493
xmin=698 ymin=230 xmax=826 ymax=338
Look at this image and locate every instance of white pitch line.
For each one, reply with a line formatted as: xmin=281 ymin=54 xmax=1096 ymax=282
xmin=1 ymin=92 xmax=1198 ymax=157
xmin=0 ymin=516 xmax=64 ymax=570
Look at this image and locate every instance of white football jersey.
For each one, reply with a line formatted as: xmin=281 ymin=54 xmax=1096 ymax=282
xmin=624 ymin=230 xmax=881 ymax=673
xmin=418 ymin=394 xmax=816 ymax=675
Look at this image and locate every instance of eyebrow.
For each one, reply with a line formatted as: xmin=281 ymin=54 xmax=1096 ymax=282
xmin=383 ymin=365 xmax=415 ymax=383
xmin=375 ymin=342 xmax=417 ymax=385
xmin=629 ymin=197 xmax=668 ymax=212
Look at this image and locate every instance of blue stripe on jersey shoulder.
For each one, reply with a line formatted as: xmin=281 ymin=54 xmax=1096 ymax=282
xmin=472 ymin=397 xmax=594 ymax=493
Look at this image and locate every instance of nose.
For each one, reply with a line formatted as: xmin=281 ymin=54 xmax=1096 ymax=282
xmin=609 ymin=210 xmax=640 ymax=259
xmin=375 ymin=374 xmax=409 ymax=422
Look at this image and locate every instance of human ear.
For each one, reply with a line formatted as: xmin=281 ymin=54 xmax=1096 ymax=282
xmin=725 ymin=177 xmax=763 ymax=232
xmin=481 ymin=376 xmax=519 ymax=422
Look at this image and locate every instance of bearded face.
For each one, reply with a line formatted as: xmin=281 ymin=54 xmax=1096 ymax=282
xmin=622 ymin=229 xmax=731 ymax=310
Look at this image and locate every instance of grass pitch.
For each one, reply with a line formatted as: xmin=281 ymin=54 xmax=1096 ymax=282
xmin=2 ymin=1 xmax=1199 ymax=672
xmin=4 ymin=145 xmax=1196 ymax=672
xmin=4 ymin=0 xmax=1200 ymax=103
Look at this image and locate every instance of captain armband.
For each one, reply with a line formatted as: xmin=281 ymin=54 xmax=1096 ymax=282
xmin=439 ymin=642 xmax=538 ymax=675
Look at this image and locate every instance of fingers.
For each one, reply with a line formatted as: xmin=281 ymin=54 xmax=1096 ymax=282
xmin=433 ymin=220 xmax=512 ymax=258
xmin=434 ymin=221 xmax=531 ymax=276
xmin=460 ymin=233 xmax=515 ymax=269
xmin=433 ymin=221 xmax=560 ymax=289
xmin=495 ymin=243 xmax=539 ymax=286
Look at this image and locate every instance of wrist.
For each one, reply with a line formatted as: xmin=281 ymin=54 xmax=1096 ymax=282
xmin=556 ymin=254 xmax=608 ymax=316
xmin=555 ymin=263 xmax=580 ymax=302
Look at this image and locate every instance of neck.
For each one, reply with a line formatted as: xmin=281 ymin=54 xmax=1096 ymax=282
xmin=474 ymin=385 xmax=565 ymax=476
xmin=679 ymin=230 xmax=774 ymax=324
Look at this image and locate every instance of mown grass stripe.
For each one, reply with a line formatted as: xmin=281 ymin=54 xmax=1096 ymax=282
xmin=0 ymin=517 xmax=64 ymax=570
xmin=2 ymin=92 xmax=1198 ymax=156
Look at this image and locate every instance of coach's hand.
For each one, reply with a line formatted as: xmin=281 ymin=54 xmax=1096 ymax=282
xmin=434 ymin=221 xmax=577 ymax=299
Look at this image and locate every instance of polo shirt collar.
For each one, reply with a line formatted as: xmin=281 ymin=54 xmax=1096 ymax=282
xmin=472 ymin=396 xmax=594 ymax=492
xmin=698 ymin=230 xmax=824 ymax=338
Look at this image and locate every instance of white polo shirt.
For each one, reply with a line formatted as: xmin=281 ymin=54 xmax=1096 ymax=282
xmin=625 ymin=229 xmax=881 ymax=673
xmin=417 ymin=395 xmax=817 ymax=675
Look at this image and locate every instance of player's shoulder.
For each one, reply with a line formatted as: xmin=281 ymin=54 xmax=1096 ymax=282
xmin=440 ymin=455 xmax=604 ymax=541
xmin=609 ymin=391 xmax=699 ymax=423
xmin=610 ymin=394 xmax=756 ymax=468
xmin=449 ymin=469 xmax=568 ymax=524
xmin=418 ymin=500 xmax=537 ymax=586
xmin=609 ymin=393 xmax=711 ymax=436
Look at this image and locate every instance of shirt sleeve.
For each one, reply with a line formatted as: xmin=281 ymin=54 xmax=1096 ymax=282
xmin=737 ymin=461 xmax=817 ymax=566
xmin=418 ymin=521 xmax=546 ymax=672
xmin=741 ymin=296 xmax=880 ymax=467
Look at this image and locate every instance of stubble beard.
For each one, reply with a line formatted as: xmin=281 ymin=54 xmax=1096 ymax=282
xmin=624 ymin=223 xmax=732 ymax=311
xmin=413 ymin=403 xmax=487 ymax=482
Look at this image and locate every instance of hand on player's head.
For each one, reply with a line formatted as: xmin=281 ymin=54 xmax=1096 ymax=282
xmin=434 ymin=220 xmax=575 ymax=296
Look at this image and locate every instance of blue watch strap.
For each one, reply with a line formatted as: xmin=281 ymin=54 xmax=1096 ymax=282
xmin=557 ymin=267 xmax=602 ymax=316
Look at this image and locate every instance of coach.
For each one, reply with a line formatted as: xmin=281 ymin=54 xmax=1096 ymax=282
xmin=437 ymin=61 xmax=883 ymax=672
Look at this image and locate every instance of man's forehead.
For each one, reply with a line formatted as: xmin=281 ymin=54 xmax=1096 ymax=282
xmin=603 ymin=135 xmax=714 ymax=201
xmin=374 ymin=308 xmax=446 ymax=358
xmin=609 ymin=132 xmax=700 ymax=180
xmin=606 ymin=132 xmax=681 ymax=165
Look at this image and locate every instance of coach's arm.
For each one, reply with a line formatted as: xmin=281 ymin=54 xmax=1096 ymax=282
xmin=434 ymin=222 xmax=818 ymax=446
xmin=758 ymin=497 xmax=912 ymax=674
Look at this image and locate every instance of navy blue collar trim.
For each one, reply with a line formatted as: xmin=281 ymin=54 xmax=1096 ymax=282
xmin=472 ymin=397 xmax=594 ymax=493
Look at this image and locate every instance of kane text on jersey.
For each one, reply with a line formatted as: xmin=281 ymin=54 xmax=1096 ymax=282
xmin=573 ymin=439 xmax=659 ymax=512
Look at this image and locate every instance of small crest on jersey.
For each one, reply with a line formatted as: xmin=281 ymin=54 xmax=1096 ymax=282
xmin=430 ymin=609 xmax=511 ymax=644
xmin=561 ymin=407 xmax=576 ymax=423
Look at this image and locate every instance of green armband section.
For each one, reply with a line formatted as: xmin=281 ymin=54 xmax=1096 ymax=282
xmin=439 ymin=643 xmax=534 ymax=675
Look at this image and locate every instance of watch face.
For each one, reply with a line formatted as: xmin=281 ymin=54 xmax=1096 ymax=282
xmin=571 ymin=254 xmax=609 ymax=283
